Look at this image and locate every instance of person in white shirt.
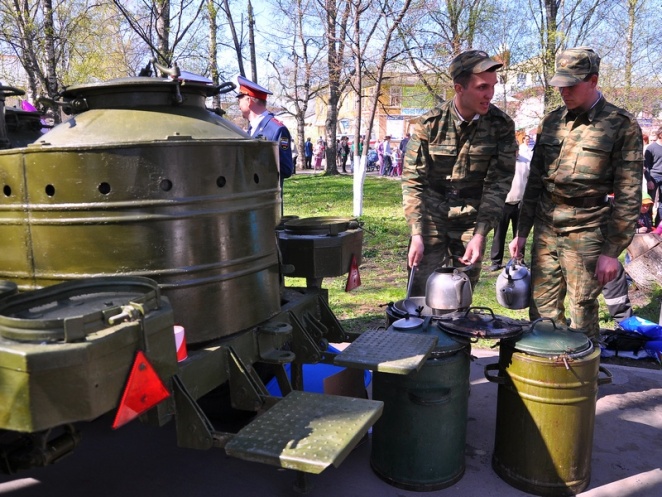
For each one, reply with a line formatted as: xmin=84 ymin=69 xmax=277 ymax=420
xmin=487 ymin=135 xmax=532 ymax=271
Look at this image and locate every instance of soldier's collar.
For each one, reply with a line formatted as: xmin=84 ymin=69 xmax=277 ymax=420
xmin=564 ymin=92 xmax=604 ymax=122
xmin=452 ymin=99 xmax=480 ymax=124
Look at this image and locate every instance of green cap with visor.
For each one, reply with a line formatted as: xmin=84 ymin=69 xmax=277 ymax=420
xmin=449 ymin=50 xmax=503 ymax=81
xmin=550 ymin=47 xmax=601 ymax=87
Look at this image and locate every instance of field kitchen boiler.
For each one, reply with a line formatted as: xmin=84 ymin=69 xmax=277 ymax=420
xmin=0 ymin=67 xmax=396 ymax=481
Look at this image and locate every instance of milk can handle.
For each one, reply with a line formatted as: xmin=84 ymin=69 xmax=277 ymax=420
xmin=529 ymin=317 xmax=557 ymax=332
xmin=408 ymin=387 xmax=451 ymax=406
xmin=597 ymin=365 xmax=613 ymax=386
xmin=483 ymin=363 xmax=506 ymax=384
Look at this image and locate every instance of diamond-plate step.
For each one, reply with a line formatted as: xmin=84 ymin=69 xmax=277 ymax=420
xmin=333 ymin=329 xmax=437 ymax=374
xmin=225 ymin=390 xmax=383 ymax=474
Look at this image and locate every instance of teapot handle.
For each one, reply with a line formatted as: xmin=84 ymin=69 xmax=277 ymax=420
xmin=504 ymin=258 xmax=517 ymax=278
xmin=444 ymin=255 xmax=473 ymax=273
xmin=455 ymin=274 xmax=466 ymax=307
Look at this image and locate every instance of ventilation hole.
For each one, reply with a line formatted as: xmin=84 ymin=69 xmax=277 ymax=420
xmin=216 ymin=176 xmax=226 ymax=188
xmin=160 ymin=179 xmax=173 ymax=191
xmin=3 ymin=185 xmax=10 ymax=197
xmin=98 ymin=182 xmax=111 ymax=195
xmin=253 ymin=173 xmax=260 ymax=184
xmin=45 ymin=184 xmax=55 ymax=197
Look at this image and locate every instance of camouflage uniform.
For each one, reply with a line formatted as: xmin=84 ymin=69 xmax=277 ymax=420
xmin=402 ymin=100 xmax=517 ymax=295
xmin=517 ymin=96 xmax=643 ymax=337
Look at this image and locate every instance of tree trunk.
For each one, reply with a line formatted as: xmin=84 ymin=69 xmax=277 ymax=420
xmin=155 ymin=0 xmax=171 ymax=65
xmin=207 ymin=0 xmax=220 ymax=109
xmin=248 ymin=0 xmax=258 ymax=81
xmin=222 ymin=0 xmax=245 ymax=77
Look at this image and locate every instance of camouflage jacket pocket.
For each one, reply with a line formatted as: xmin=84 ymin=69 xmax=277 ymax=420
xmin=537 ymin=133 xmax=562 ymax=173
xmin=575 ymin=138 xmax=612 ymax=177
xmin=467 ymin=144 xmax=497 ymax=175
xmin=428 ymin=144 xmax=457 ymax=181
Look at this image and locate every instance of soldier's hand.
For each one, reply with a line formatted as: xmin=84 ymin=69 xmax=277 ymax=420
xmin=509 ymin=237 xmax=526 ymax=259
xmin=460 ymin=234 xmax=485 ymax=265
xmin=595 ymin=254 xmax=619 ymax=286
xmin=408 ymin=235 xmax=424 ymax=268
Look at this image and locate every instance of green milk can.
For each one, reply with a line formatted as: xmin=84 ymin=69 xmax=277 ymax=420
xmin=370 ymin=316 xmax=471 ymax=491
xmin=484 ymin=318 xmax=612 ymax=496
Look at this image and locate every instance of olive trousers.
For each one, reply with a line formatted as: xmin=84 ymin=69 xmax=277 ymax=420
xmin=529 ymin=222 xmax=604 ymax=339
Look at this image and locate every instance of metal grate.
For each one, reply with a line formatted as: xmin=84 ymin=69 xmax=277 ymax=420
xmin=333 ymin=329 xmax=437 ymax=374
xmin=225 ymin=390 xmax=383 ymax=473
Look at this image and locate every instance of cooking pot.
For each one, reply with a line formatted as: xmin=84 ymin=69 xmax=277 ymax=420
xmin=425 ymin=258 xmax=473 ymax=311
xmin=495 ymin=259 xmax=530 ymax=310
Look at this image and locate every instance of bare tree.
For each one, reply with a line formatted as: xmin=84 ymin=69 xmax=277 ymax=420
xmin=320 ymin=0 xmax=352 ymax=174
xmin=264 ymin=0 xmax=327 ymax=168
xmin=0 ymin=0 xmax=107 ymax=122
xmin=219 ymin=0 xmax=246 ymax=77
xmin=345 ymin=0 xmax=412 ymax=214
xmin=111 ymin=0 xmax=206 ymax=67
xmin=395 ymin=0 xmax=494 ymax=104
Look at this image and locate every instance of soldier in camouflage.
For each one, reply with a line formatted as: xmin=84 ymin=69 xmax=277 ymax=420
xmin=402 ymin=50 xmax=517 ymax=296
xmin=509 ymin=47 xmax=643 ymax=339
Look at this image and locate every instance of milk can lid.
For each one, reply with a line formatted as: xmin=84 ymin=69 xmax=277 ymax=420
xmin=507 ymin=318 xmax=592 ymax=357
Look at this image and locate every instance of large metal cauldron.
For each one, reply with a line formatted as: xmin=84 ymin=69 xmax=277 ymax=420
xmin=0 ymin=76 xmax=282 ymax=343
xmin=484 ymin=319 xmax=612 ymax=496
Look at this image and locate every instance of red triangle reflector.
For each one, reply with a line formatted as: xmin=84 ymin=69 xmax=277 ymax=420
xmin=112 ymin=350 xmax=170 ymax=429
xmin=345 ymin=255 xmax=362 ymax=292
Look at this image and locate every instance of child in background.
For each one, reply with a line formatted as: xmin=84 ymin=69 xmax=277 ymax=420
xmin=637 ymin=193 xmax=654 ymax=234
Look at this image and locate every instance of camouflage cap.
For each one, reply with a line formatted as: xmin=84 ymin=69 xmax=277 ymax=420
xmin=550 ymin=47 xmax=601 ymax=87
xmin=449 ymin=50 xmax=503 ymax=81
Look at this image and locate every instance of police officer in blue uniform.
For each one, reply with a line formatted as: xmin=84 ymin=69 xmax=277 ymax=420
xmin=236 ymin=76 xmax=294 ymax=190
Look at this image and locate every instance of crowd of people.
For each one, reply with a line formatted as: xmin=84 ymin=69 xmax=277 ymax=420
xmin=298 ymin=134 xmax=412 ymax=176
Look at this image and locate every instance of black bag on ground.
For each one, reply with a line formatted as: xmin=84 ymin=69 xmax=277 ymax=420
xmin=601 ymin=328 xmax=652 ymax=353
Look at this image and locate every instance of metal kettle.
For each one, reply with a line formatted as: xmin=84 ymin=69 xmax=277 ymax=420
xmin=425 ymin=258 xmax=473 ymax=311
xmin=496 ymin=259 xmax=531 ymax=309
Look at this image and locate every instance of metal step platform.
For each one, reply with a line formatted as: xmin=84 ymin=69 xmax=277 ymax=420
xmin=224 ymin=390 xmax=383 ymax=474
xmin=333 ymin=329 xmax=438 ymax=374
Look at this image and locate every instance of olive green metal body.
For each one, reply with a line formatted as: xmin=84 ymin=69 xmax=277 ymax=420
xmin=0 ymin=76 xmax=379 ymax=478
xmin=0 ymin=277 xmax=177 ymax=433
xmin=0 ymin=78 xmax=281 ymax=344
xmin=486 ymin=335 xmax=609 ymax=496
xmin=370 ymin=320 xmax=471 ymax=491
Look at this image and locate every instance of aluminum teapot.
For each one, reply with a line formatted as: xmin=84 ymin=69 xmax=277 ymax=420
xmin=425 ymin=258 xmax=473 ymax=311
xmin=496 ymin=258 xmax=531 ymax=310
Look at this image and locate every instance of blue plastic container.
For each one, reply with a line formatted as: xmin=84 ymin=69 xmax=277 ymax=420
xmin=266 ymin=345 xmax=371 ymax=396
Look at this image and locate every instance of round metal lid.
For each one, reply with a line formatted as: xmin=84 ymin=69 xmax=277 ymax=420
xmin=0 ymin=277 xmax=162 ymax=343
xmin=506 ymin=318 xmax=593 ymax=357
xmin=392 ymin=316 xmax=425 ymax=330
xmin=283 ymin=216 xmax=360 ymax=235
xmin=436 ymin=307 xmax=524 ymax=340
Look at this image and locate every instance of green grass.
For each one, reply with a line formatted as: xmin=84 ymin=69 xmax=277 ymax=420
xmin=282 ymin=174 xmax=651 ymax=336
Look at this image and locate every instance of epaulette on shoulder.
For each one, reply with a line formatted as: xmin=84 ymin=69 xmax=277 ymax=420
xmin=271 ymin=117 xmax=284 ymax=126
xmin=614 ymin=106 xmax=636 ymax=121
xmin=422 ymin=106 xmax=444 ymax=122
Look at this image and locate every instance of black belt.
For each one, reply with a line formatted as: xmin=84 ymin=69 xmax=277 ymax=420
xmin=550 ymin=192 xmax=608 ymax=208
xmin=437 ymin=185 xmax=484 ymax=200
